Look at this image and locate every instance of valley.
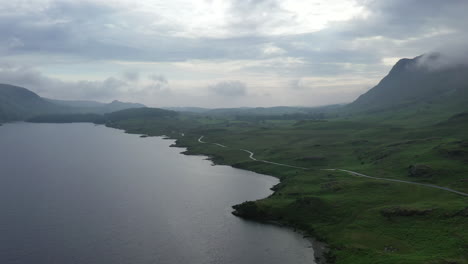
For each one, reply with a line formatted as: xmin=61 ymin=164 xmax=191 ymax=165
xmin=1 ymin=54 xmax=467 ymax=264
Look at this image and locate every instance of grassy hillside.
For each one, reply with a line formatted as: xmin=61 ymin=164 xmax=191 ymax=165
xmin=172 ymin=111 xmax=468 ymax=264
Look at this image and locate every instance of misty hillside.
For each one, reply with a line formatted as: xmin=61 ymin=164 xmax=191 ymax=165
xmin=163 ymin=107 xmax=210 ymax=113
xmin=28 ymin=107 xmax=178 ymax=124
xmin=0 ymin=83 xmax=146 ymax=122
xmin=206 ymin=106 xmax=313 ymax=116
xmin=166 ymin=105 xmax=342 ymax=117
xmin=46 ymin=98 xmax=106 ymax=108
xmin=104 ymin=100 xmax=146 ymax=113
xmin=106 ymin=107 xmax=178 ymax=122
xmin=47 ymin=99 xmax=146 ymax=114
xmin=0 ymin=83 xmax=68 ymax=121
xmin=349 ymin=54 xmax=468 ymax=112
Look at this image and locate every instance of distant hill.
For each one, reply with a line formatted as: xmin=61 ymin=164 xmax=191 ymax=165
xmin=46 ymin=98 xmax=106 ymax=108
xmin=0 ymin=83 xmax=146 ymax=122
xmin=106 ymin=107 xmax=177 ymax=122
xmin=28 ymin=108 xmax=177 ymax=124
xmin=104 ymin=100 xmax=146 ymax=113
xmin=0 ymin=83 xmax=68 ymax=121
xmin=349 ymin=53 xmax=468 ymax=112
xmin=181 ymin=105 xmax=342 ymax=116
xmin=163 ymin=107 xmax=211 ymax=113
xmin=46 ymin=99 xmax=146 ymax=114
xmin=205 ymin=106 xmax=306 ymax=116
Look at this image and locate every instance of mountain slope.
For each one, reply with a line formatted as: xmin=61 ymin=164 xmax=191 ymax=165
xmin=0 ymin=83 xmax=147 ymax=122
xmin=106 ymin=107 xmax=177 ymax=121
xmin=46 ymin=98 xmax=146 ymax=114
xmin=0 ymin=83 xmax=67 ymax=121
xmin=102 ymin=100 xmax=146 ymax=113
xmin=349 ymin=54 xmax=468 ymax=112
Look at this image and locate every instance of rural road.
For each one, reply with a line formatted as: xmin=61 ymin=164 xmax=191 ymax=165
xmin=322 ymin=169 xmax=468 ymax=197
xmin=196 ymin=135 xmax=468 ymax=197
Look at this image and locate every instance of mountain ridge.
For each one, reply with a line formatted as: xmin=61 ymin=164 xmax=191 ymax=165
xmin=0 ymin=83 xmax=68 ymax=121
xmin=46 ymin=98 xmax=145 ymax=114
xmin=349 ymin=53 xmax=468 ymax=112
xmin=0 ymin=83 xmax=146 ymax=122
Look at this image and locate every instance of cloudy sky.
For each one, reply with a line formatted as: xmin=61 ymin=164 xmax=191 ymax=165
xmin=1 ymin=0 xmax=467 ymax=107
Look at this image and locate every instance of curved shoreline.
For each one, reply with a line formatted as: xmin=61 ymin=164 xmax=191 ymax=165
xmin=19 ymin=122 xmax=467 ymax=263
xmin=1 ymin=122 xmax=319 ymax=263
xmin=194 ymin=135 xmax=328 ymax=263
xmin=189 ymin=134 xmax=468 ymax=263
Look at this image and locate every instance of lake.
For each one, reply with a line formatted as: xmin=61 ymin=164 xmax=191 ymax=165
xmin=0 ymin=123 xmax=316 ymax=264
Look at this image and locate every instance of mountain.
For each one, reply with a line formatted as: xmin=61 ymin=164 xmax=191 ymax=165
xmin=46 ymin=99 xmax=107 ymax=108
xmin=349 ymin=53 xmax=468 ymax=112
xmin=0 ymin=83 xmax=68 ymax=122
xmin=162 ymin=107 xmax=211 ymax=113
xmin=28 ymin=107 xmax=177 ymax=124
xmin=106 ymin=107 xmax=177 ymax=122
xmin=46 ymin=99 xmax=146 ymax=114
xmin=199 ymin=106 xmax=341 ymax=117
xmin=103 ymin=100 xmax=146 ymax=113
xmin=0 ymin=83 xmax=148 ymax=122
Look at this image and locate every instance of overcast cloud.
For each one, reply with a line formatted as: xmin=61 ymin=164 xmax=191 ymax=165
xmin=0 ymin=0 xmax=467 ymax=107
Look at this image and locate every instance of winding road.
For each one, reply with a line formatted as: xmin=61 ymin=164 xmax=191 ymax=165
xmin=196 ymin=135 xmax=468 ymax=197
xmin=323 ymin=169 xmax=468 ymax=197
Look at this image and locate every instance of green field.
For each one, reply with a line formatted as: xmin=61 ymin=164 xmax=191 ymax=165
xmin=102 ymin=107 xmax=468 ymax=264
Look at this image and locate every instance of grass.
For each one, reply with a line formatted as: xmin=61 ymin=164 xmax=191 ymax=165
xmin=105 ymin=109 xmax=468 ymax=264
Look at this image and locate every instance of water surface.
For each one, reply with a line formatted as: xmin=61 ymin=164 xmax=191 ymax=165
xmin=0 ymin=123 xmax=315 ymax=264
